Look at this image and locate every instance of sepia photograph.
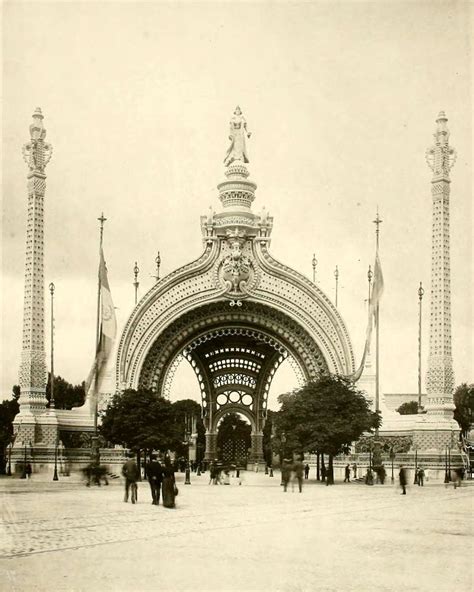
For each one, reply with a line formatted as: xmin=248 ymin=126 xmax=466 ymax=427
xmin=1 ymin=2 xmax=472 ymax=591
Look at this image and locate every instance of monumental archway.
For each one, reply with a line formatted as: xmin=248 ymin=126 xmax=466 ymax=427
xmin=116 ymin=108 xmax=355 ymax=465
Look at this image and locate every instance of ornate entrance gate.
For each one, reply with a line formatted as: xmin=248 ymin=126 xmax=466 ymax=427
xmin=116 ymin=108 xmax=355 ymax=465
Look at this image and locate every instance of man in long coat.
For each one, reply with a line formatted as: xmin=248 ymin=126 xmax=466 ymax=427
xmin=147 ymin=454 xmax=163 ymax=505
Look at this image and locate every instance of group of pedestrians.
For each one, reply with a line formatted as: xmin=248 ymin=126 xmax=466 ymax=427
xmin=121 ymin=453 xmax=177 ymax=508
xmin=281 ymin=457 xmax=304 ymax=492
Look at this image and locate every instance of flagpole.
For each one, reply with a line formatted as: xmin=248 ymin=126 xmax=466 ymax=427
xmin=92 ymin=213 xmax=107 ymax=465
xmin=373 ymin=209 xmax=382 ymax=436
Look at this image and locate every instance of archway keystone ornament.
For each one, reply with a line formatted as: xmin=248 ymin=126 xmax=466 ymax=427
xmin=116 ymin=107 xmax=355 ymax=465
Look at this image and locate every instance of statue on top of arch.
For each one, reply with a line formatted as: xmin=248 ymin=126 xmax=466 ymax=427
xmin=224 ymin=106 xmax=252 ymax=167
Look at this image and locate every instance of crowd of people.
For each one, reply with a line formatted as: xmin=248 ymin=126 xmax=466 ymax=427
xmin=118 ymin=453 xmax=467 ymax=506
xmin=122 ymin=453 xmax=178 ymax=508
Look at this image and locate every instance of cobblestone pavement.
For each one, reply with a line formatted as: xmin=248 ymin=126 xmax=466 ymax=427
xmin=0 ymin=473 xmax=472 ymax=592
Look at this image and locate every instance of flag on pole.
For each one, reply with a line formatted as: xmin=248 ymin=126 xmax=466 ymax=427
xmin=85 ymin=248 xmax=117 ymax=396
xmin=98 ymin=247 xmax=117 ymax=361
xmin=349 ymin=250 xmax=384 ymax=382
xmin=369 ymin=251 xmax=384 ymax=322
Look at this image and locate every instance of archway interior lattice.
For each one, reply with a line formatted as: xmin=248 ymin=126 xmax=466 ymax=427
xmin=181 ymin=331 xmax=290 ymax=432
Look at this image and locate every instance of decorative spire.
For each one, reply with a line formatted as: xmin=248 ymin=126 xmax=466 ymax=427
xmin=153 ymin=251 xmax=161 ymax=282
xmin=426 ymin=111 xmax=456 ymax=180
xmin=424 ymin=112 xmax=456 ymax=422
xmin=312 ymin=253 xmax=318 ymax=283
xmin=133 ymin=261 xmax=140 ymax=305
xmin=17 ymin=109 xmax=52 ymax=421
xmin=22 ymin=108 xmax=53 ymax=172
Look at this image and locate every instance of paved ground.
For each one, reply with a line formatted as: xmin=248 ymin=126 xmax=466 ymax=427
xmin=0 ymin=472 xmax=472 ymax=592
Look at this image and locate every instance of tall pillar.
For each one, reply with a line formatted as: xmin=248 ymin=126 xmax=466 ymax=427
xmin=14 ymin=108 xmax=53 ymax=444
xmin=415 ymin=112 xmax=459 ymax=449
xmin=250 ymin=432 xmax=265 ymax=467
xmin=204 ymin=431 xmax=217 ymax=461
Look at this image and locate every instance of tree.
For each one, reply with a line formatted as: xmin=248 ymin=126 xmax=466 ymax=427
xmin=100 ymin=389 xmax=179 ymax=453
xmin=0 ymin=387 xmax=20 ymax=474
xmin=453 ymin=383 xmax=474 ymax=438
xmin=171 ymin=399 xmax=206 ymax=461
xmin=46 ymin=374 xmax=85 ymax=409
xmin=276 ymin=375 xmax=380 ymax=484
xmin=396 ymin=401 xmax=419 ymax=415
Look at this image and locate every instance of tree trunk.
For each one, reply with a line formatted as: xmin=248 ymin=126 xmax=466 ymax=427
xmin=321 ymin=454 xmax=326 ymax=482
xmin=327 ymin=454 xmax=334 ymax=485
xmin=143 ymin=448 xmax=147 ymax=479
xmin=316 ymin=452 xmax=320 ymax=481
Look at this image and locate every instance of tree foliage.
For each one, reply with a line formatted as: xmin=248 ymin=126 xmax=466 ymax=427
xmin=276 ymin=376 xmax=380 ymax=457
xmin=0 ymin=387 xmax=20 ymax=473
xmin=100 ymin=389 xmax=179 ymax=451
xmin=171 ymin=398 xmax=206 ymax=459
xmin=453 ymin=383 xmax=474 ymax=437
xmin=46 ymin=373 xmax=85 ymax=410
xmin=396 ymin=401 xmax=419 ymax=415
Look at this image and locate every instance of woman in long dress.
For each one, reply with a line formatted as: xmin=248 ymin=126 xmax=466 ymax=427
xmin=224 ymin=106 xmax=251 ymax=166
xmin=162 ymin=457 xmax=176 ymax=508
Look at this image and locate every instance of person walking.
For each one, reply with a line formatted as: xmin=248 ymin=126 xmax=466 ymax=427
xmin=293 ymin=457 xmax=304 ymax=492
xmin=453 ymin=467 xmax=463 ymax=489
xmin=344 ymin=464 xmax=351 ymax=482
xmin=25 ymin=463 xmax=32 ymax=480
xmin=304 ymin=463 xmax=310 ymax=479
xmin=399 ymin=464 xmax=408 ymax=495
xmin=281 ymin=459 xmax=291 ymax=492
xmin=417 ymin=467 xmax=425 ymax=486
xmin=147 ymin=454 xmax=163 ymax=505
xmin=162 ymin=456 xmax=177 ymax=508
xmin=122 ymin=454 xmax=139 ymax=503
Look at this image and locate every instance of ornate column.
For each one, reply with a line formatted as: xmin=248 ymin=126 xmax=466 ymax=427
xmin=415 ymin=112 xmax=459 ymax=448
xmin=14 ymin=109 xmax=53 ymax=443
xmin=250 ymin=432 xmax=265 ymax=466
xmin=204 ymin=431 xmax=217 ymax=461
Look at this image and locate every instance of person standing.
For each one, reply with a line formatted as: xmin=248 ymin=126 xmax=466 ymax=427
xmin=122 ymin=454 xmax=139 ymax=503
xmin=162 ymin=456 xmax=177 ymax=508
xmin=399 ymin=465 xmax=408 ymax=495
xmin=293 ymin=457 xmax=304 ymax=492
xmin=304 ymin=463 xmax=310 ymax=479
xmin=147 ymin=454 xmax=163 ymax=505
xmin=417 ymin=467 xmax=425 ymax=486
xmin=344 ymin=464 xmax=351 ymax=482
xmin=352 ymin=463 xmax=358 ymax=479
xmin=379 ymin=465 xmax=386 ymax=485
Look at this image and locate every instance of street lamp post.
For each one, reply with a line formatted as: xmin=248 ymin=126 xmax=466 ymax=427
xmin=280 ymin=432 xmax=286 ymax=485
xmin=413 ymin=446 xmax=418 ymax=485
xmin=7 ymin=443 xmax=12 ymax=476
xmin=444 ymin=445 xmax=450 ymax=483
xmin=53 ymin=435 xmax=59 ymax=481
xmin=417 ymin=282 xmax=425 ymax=411
xmin=184 ymin=413 xmax=191 ymax=485
xmin=389 ymin=446 xmax=395 ymax=484
xmin=21 ymin=441 xmax=27 ymax=479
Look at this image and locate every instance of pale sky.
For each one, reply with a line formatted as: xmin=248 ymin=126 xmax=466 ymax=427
xmin=1 ymin=2 xmax=472 ymax=407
